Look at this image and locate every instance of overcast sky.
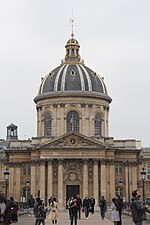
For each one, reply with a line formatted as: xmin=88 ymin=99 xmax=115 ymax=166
xmin=0 ymin=0 xmax=150 ymax=147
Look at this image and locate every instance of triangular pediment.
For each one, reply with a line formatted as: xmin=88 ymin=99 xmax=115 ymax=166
xmin=37 ymin=132 xmax=107 ymax=149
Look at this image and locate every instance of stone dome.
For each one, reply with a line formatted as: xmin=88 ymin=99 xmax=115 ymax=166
xmin=35 ymin=34 xmax=111 ymax=103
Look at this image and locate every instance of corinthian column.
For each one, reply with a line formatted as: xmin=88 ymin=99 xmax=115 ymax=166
xmin=15 ymin=165 xmax=21 ymax=201
xmin=93 ymin=159 xmax=99 ymax=206
xmin=82 ymin=159 xmax=88 ymax=198
xmin=58 ymin=160 xmax=64 ymax=209
xmin=100 ymin=160 xmax=106 ymax=197
xmin=109 ymin=162 xmax=115 ymax=200
xmin=31 ymin=163 xmax=36 ymax=197
xmin=40 ymin=161 xmax=45 ymax=202
xmin=47 ymin=160 xmax=53 ymax=199
xmin=131 ymin=163 xmax=137 ymax=191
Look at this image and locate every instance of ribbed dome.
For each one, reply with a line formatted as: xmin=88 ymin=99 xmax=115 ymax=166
xmin=39 ymin=64 xmax=107 ymax=94
xmin=36 ymin=34 xmax=111 ymax=102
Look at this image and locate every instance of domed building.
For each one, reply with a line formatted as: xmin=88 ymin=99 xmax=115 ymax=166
xmin=34 ymin=33 xmax=111 ymax=139
xmin=1 ymin=33 xmax=149 ymax=208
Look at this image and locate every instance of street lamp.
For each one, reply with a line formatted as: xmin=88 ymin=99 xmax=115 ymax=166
xmin=140 ymin=167 xmax=146 ymax=203
xmin=25 ymin=179 xmax=30 ymax=202
xmin=3 ymin=168 xmax=10 ymax=198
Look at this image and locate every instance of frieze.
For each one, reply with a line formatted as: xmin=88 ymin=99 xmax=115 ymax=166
xmin=81 ymin=103 xmax=86 ymax=108
xmin=60 ymin=103 xmax=65 ymax=107
xmin=88 ymin=103 xmax=93 ymax=108
xmin=53 ymin=103 xmax=58 ymax=108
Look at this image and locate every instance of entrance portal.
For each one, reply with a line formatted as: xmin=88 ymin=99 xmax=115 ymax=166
xmin=66 ymin=185 xmax=80 ymax=206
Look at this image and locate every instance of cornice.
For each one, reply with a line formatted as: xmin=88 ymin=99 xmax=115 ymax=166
xmin=34 ymin=92 xmax=112 ymax=103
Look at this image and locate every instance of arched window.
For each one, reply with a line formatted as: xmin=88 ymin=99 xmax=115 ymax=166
xmin=44 ymin=114 xmax=52 ymax=136
xmin=94 ymin=113 xmax=101 ymax=136
xmin=66 ymin=111 xmax=79 ymax=133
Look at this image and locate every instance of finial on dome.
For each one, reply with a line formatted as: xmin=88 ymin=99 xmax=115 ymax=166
xmin=71 ymin=32 xmax=74 ymax=38
xmin=70 ymin=9 xmax=74 ymax=38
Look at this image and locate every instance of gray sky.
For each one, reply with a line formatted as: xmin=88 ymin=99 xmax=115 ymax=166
xmin=0 ymin=0 xmax=150 ymax=147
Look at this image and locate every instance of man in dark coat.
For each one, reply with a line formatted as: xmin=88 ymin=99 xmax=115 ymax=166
xmin=33 ymin=196 xmax=41 ymax=225
xmin=116 ymin=195 xmax=123 ymax=225
xmin=27 ymin=195 xmax=35 ymax=216
xmin=99 ymin=196 xmax=107 ymax=220
xmin=76 ymin=194 xmax=82 ymax=219
xmin=131 ymin=190 xmax=149 ymax=225
xmin=70 ymin=198 xmax=79 ymax=225
xmin=83 ymin=197 xmax=90 ymax=219
xmin=90 ymin=196 xmax=95 ymax=214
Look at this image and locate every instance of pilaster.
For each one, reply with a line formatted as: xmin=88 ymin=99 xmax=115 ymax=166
xmin=100 ymin=160 xmax=106 ymax=197
xmin=93 ymin=159 xmax=99 ymax=206
xmin=47 ymin=160 xmax=53 ymax=199
xmin=82 ymin=159 xmax=88 ymax=197
xmin=58 ymin=159 xmax=64 ymax=209
xmin=40 ymin=161 xmax=45 ymax=202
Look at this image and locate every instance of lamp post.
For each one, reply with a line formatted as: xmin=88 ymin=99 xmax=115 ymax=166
xmin=3 ymin=168 xmax=10 ymax=198
xmin=140 ymin=167 xmax=146 ymax=203
xmin=25 ymin=179 xmax=30 ymax=202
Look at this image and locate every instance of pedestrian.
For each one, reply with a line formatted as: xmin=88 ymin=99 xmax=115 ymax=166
xmin=83 ymin=196 xmax=90 ymax=219
xmin=9 ymin=196 xmax=19 ymax=223
xmin=37 ymin=199 xmax=46 ymax=225
xmin=111 ymin=198 xmax=120 ymax=225
xmin=33 ymin=196 xmax=41 ymax=225
xmin=99 ymin=196 xmax=107 ymax=219
xmin=70 ymin=197 xmax=78 ymax=225
xmin=27 ymin=195 xmax=35 ymax=216
xmin=131 ymin=189 xmax=149 ymax=225
xmin=116 ymin=195 xmax=123 ymax=225
xmin=0 ymin=197 xmax=6 ymax=225
xmin=48 ymin=197 xmax=58 ymax=224
xmin=76 ymin=194 xmax=82 ymax=219
xmin=90 ymin=196 xmax=95 ymax=214
xmin=67 ymin=196 xmax=74 ymax=220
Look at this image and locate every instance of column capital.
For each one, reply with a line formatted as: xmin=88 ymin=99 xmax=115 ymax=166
xmin=82 ymin=159 xmax=88 ymax=164
xmin=93 ymin=159 xmax=98 ymax=164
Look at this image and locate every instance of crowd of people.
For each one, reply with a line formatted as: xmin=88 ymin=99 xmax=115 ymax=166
xmin=0 ymin=189 xmax=149 ymax=225
xmin=29 ymin=195 xmax=58 ymax=225
xmin=110 ymin=190 xmax=150 ymax=225
xmin=67 ymin=194 xmax=96 ymax=224
xmin=0 ymin=195 xmax=19 ymax=225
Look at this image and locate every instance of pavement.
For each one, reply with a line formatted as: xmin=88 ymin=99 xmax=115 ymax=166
xmin=17 ymin=211 xmax=113 ymax=225
xmin=16 ymin=210 xmax=150 ymax=225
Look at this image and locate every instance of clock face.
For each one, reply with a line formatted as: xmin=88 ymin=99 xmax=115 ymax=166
xmin=68 ymin=136 xmax=78 ymax=146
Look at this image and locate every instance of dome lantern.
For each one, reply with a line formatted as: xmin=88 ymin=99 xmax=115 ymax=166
xmin=62 ymin=34 xmax=84 ymax=65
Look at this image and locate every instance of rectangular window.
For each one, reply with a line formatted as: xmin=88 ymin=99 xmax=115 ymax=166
xmin=115 ymin=163 xmax=123 ymax=175
xmin=146 ymin=163 xmax=150 ymax=180
xmin=23 ymin=164 xmax=31 ymax=176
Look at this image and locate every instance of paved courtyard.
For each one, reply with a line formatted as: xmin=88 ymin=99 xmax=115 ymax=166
xmin=16 ymin=211 xmax=150 ymax=225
